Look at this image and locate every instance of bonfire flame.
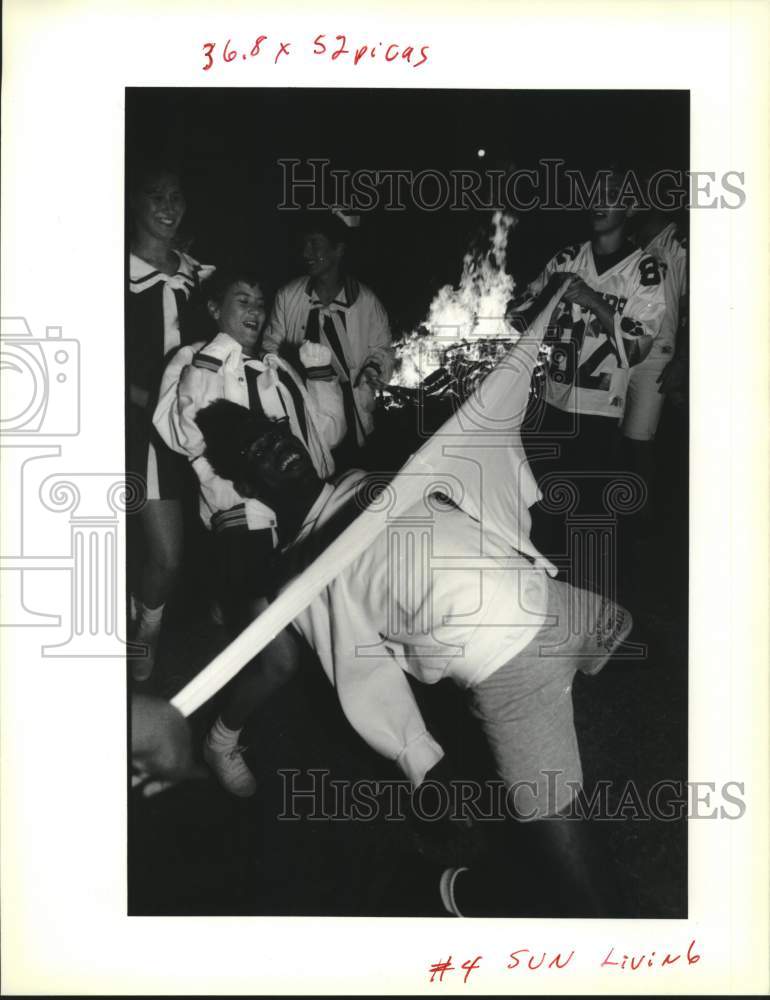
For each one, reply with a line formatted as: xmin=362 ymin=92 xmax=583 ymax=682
xmin=392 ymin=211 xmax=518 ymax=391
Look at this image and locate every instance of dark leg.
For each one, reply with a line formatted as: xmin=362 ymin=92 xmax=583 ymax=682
xmin=138 ymin=498 xmax=183 ymax=608
xmin=452 ymin=805 xmax=627 ymax=917
xmin=220 ymin=625 xmax=301 ymax=731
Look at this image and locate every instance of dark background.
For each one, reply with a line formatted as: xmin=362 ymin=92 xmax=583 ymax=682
xmin=127 ymin=88 xmax=689 ymax=331
xmin=127 ymin=88 xmax=689 ymax=918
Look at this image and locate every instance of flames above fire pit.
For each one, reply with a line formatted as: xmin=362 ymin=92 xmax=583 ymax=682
xmin=385 ymin=211 xmax=547 ymax=410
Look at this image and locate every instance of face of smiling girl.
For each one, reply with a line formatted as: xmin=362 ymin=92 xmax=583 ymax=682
xmin=131 ymin=171 xmax=186 ymax=245
xmin=208 ymin=281 xmax=267 ymax=354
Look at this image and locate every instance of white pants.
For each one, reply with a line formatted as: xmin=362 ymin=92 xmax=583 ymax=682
xmin=621 ymin=361 xmax=667 ymax=441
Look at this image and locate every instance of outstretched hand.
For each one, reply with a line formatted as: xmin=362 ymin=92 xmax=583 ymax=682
xmin=131 ymin=694 xmax=207 ymax=797
xmin=354 ymin=363 xmax=385 ymax=390
xmin=506 ymin=272 xmax=575 ymax=332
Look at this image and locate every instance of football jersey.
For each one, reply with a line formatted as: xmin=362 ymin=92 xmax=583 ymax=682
xmin=528 ymin=241 xmax=667 ymax=418
xmin=642 ymin=222 xmax=687 ymax=364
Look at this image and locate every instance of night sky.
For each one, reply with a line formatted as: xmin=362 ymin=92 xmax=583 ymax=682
xmin=127 ymin=88 xmax=689 ymax=333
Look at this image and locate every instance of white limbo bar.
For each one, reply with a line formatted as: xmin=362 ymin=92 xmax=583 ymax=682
xmin=171 ymin=285 xmax=565 ymax=719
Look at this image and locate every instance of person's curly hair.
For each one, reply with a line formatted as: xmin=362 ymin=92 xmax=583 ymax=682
xmin=194 ymin=399 xmax=273 ymax=486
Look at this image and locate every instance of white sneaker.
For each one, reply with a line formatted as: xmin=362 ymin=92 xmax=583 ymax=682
xmin=203 ymin=739 xmax=257 ymax=797
xmin=439 ymin=866 xmax=468 ymax=917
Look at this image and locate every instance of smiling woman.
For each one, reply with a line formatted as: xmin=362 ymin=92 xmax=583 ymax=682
xmin=261 ymin=210 xmax=395 ymax=468
xmin=126 ymin=159 xmax=213 ymax=681
xmin=132 ymin=171 xmax=187 ymax=246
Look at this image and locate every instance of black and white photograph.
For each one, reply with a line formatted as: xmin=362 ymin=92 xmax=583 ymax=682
xmin=2 ymin=1 xmax=767 ymax=993
xmin=127 ymin=87 xmax=691 ymax=919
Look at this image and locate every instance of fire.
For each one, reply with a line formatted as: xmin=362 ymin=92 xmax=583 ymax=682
xmin=392 ymin=211 xmax=518 ymax=389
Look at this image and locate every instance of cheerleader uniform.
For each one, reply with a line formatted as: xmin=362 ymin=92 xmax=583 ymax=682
xmin=262 ymin=274 xmax=394 ymax=464
xmin=126 ymin=250 xmax=214 ymax=500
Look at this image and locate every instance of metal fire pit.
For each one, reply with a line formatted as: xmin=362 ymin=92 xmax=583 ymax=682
xmin=381 ymin=336 xmax=547 ymax=412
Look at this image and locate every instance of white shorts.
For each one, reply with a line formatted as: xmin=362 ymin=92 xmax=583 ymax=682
xmin=621 ymin=361 xmax=666 ymax=441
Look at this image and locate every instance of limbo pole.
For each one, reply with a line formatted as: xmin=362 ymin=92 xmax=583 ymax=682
xmin=171 ymin=285 xmax=566 ymax=719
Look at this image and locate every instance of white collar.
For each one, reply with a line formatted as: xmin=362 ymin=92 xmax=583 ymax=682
xmin=129 ymin=249 xmax=193 ymax=281
xmin=205 ymin=331 xmax=279 ymax=373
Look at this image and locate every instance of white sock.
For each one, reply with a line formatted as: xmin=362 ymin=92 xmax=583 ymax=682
xmin=207 ymin=716 xmax=242 ymax=749
xmin=439 ymin=867 xmax=468 ymax=917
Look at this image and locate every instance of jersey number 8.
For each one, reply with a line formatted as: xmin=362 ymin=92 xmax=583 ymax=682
xmin=639 ymin=256 xmax=662 ymax=287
